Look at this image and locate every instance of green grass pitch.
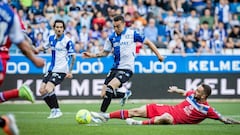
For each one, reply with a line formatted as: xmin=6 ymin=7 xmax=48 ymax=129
xmin=1 ymin=101 xmax=240 ymax=135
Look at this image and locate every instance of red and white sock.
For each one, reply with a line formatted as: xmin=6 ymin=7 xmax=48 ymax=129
xmin=0 ymin=89 xmax=19 ymax=103
xmin=110 ymin=110 xmax=129 ymax=119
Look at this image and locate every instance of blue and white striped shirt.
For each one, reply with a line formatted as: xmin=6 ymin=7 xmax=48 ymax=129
xmin=215 ymin=4 xmax=230 ymax=23
xmin=44 ymin=34 xmax=75 ymax=73
xmin=104 ymin=28 xmax=145 ymax=71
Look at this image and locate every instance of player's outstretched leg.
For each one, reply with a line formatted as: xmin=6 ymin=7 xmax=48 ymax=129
xmin=91 ymin=117 xmax=104 ymax=123
xmin=90 ymin=112 xmax=108 ymax=123
xmin=1 ymin=114 xmax=19 ymax=135
xmin=19 ymin=84 xmax=35 ymax=103
xmin=120 ymin=90 xmax=132 ymax=106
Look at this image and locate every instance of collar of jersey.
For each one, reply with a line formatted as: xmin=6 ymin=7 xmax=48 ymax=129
xmin=54 ymin=34 xmax=64 ymax=41
xmin=115 ymin=28 xmax=127 ymax=36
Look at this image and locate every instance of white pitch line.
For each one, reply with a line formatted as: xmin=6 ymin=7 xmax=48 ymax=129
xmin=0 ymin=111 xmax=76 ymax=115
xmin=1 ymin=111 xmax=240 ymax=118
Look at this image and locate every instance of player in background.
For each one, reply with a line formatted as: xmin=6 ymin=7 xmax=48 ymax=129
xmin=35 ymin=20 xmax=76 ymax=119
xmin=91 ymin=84 xmax=240 ymax=125
xmin=0 ymin=1 xmax=45 ymax=135
xmin=82 ymin=15 xmax=164 ymax=113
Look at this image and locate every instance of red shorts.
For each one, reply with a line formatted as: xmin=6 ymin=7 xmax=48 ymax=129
xmin=146 ymin=103 xmax=178 ymax=124
xmin=146 ymin=104 xmax=173 ymax=118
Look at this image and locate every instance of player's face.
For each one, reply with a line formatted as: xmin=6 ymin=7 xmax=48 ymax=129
xmin=54 ymin=22 xmax=64 ymax=37
xmin=113 ymin=20 xmax=125 ymax=35
xmin=194 ymin=85 xmax=205 ymax=101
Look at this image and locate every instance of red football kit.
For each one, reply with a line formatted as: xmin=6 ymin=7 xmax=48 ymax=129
xmin=146 ymin=90 xmax=221 ymax=124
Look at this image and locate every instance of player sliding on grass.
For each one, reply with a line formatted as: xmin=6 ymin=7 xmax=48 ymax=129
xmin=91 ymin=84 xmax=240 ymax=125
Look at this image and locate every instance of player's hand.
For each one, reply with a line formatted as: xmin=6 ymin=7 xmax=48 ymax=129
xmin=158 ymin=56 xmax=164 ymax=62
xmin=168 ymin=86 xmax=178 ymax=93
xmin=33 ymin=46 xmax=40 ymax=54
xmin=65 ymin=72 xmax=73 ymax=79
xmin=82 ymin=52 xmax=93 ymax=58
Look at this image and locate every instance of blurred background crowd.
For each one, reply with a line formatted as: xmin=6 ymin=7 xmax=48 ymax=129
xmin=9 ymin=0 xmax=240 ymax=55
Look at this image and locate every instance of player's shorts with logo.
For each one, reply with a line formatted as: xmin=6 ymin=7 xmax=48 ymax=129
xmin=42 ymin=71 xmax=66 ymax=86
xmin=104 ymin=69 xmax=133 ymax=87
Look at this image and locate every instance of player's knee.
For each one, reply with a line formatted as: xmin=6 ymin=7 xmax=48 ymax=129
xmin=39 ymin=88 xmax=47 ymax=96
xmin=104 ymin=85 xmax=115 ymax=98
xmin=155 ymin=113 xmax=174 ymax=124
xmin=128 ymin=108 xmax=144 ymax=117
xmin=100 ymin=90 xmax=106 ymax=98
xmin=106 ymin=85 xmax=114 ymax=91
xmin=105 ymin=90 xmax=113 ymax=99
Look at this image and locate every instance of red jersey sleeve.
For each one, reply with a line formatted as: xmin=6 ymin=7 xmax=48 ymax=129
xmin=185 ymin=90 xmax=195 ymax=97
xmin=207 ymin=107 xmax=221 ymax=120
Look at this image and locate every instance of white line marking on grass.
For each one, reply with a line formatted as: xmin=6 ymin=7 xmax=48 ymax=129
xmin=225 ymin=115 xmax=240 ymax=118
xmin=3 ymin=111 xmax=76 ymax=115
xmin=4 ymin=112 xmax=240 ymax=118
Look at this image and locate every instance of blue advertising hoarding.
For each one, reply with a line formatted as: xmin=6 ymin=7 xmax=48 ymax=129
xmin=6 ymin=54 xmax=240 ymax=74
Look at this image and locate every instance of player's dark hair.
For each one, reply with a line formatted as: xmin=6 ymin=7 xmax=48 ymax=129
xmin=113 ymin=15 xmax=124 ymax=23
xmin=202 ymin=84 xmax=212 ymax=98
xmin=53 ymin=20 xmax=65 ymax=30
xmin=202 ymin=21 xmax=209 ymax=25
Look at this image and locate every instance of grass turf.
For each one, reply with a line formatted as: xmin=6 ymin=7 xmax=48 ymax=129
xmin=0 ymin=101 xmax=240 ymax=135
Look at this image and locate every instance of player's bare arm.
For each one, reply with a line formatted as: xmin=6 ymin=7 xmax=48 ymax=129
xmin=18 ymin=40 xmax=45 ymax=68
xmin=66 ymin=54 xmax=76 ymax=79
xmin=23 ymin=32 xmax=39 ymax=54
xmin=82 ymin=51 xmax=110 ymax=58
xmin=143 ymin=39 xmax=164 ymax=62
xmin=219 ymin=116 xmax=240 ymax=124
xmin=168 ymin=86 xmax=186 ymax=96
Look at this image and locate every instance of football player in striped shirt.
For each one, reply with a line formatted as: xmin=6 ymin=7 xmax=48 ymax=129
xmin=36 ymin=20 xmax=76 ymax=119
xmin=83 ymin=15 xmax=164 ymax=113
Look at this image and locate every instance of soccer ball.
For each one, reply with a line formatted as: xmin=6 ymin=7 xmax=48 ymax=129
xmin=75 ymin=109 xmax=92 ymax=124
